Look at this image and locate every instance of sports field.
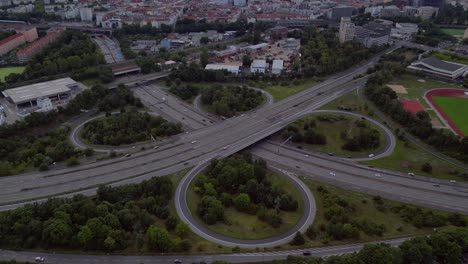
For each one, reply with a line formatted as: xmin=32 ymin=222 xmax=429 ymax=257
xmin=440 ymin=28 xmax=465 ymax=36
xmin=432 ymin=96 xmax=468 ymax=136
xmin=0 ymin=67 xmax=24 ymax=81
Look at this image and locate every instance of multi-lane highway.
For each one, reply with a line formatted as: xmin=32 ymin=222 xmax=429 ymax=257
xmin=1 ymin=44 xmax=468 ymax=216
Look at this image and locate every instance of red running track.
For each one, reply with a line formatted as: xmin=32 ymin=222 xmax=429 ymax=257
xmin=425 ymin=88 xmax=467 ymax=137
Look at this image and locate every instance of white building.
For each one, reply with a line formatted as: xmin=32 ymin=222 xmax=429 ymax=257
xmin=417 ymin=6 xmax=438 ymax=20
xmin=205 ymin=64 xmax=240 ymax=75
xmin=408 ymin=57 xmax=467 ymax=79
xmin=233 ymin=0 xmax=246 ymax=7
xmin=339 ymin=17 xmax=355 ymax=43
xmin=250 ymin=60 xmax=267 ymax=73
xmin=272 ymin=60 xmax=284 ymax=75
xmin=35 ymin=97 xmax=53 ymax=112
xmin=80 ymin=7 xmax=93 ymax=22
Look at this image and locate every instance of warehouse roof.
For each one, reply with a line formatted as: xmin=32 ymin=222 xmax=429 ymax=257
xmin=205 ymin=63 xmax=240 ymax=72
xmin=251 ymin=59 xmax=267 ymax=68
xmin=2 ymin=77 xmax=76 ymax=104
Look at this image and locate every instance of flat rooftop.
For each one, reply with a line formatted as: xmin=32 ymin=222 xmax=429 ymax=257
xmin=2 ymin=77 xmax=75 ymax=104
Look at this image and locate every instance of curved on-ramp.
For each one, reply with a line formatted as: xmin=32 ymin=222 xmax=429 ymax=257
xmin=175 ymin=162 xmax=316 ymax=248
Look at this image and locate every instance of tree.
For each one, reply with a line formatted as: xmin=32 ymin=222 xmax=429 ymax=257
xmin=234 ymin=193 xmax=251 ymax=211
xmin=429 ymin=233 xmax=462 ymax=264
xmin=200 ymin=36 xmax=209 ymax=45
xmin=305 ymin=225 xmax=316 ymax=240
xmin=242 ymin=54 xmax=252 ymax=66
xmin=200 ymin=49 xmax=209 ymax=68
xmin=399 ymin=237 xmax=433 ymax=264
xmin=290 ymin=232 xmax=305 ymax=245
xmin=146 ymin=225 xmax=173 ymax=252
xmin=77 ymin=225 xmax=93 ymax=247
xmin=421 ymin=163 xmax=432 ymax=173
xmin=42 ymin=219 xmax=72 ymax=246
xmin=175 ymin=222 xmax=190 ymax=238
xmin=357 ymin=243 xmax=401 ymax=264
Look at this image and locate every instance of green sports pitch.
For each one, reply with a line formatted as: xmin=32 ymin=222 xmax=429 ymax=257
xmin=0 ymin=66 xmax=24 ymax=81
xmin=433 ymin=96 xmax=468 ymax=135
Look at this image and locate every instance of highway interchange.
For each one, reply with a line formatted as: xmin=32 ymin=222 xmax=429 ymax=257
xmin=0 ymin=44 xmax=467 ymax=263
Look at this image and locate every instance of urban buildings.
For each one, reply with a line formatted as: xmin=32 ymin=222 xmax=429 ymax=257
xmin=0 ymin=27 xmax=37 ymax=56
xmin=16 ymin=28 xmax=64 ymax=63
xmin=339 ymin=17 xmax=355 ymax=44
xmin=272 ymin=60 xmax=284 ymax=75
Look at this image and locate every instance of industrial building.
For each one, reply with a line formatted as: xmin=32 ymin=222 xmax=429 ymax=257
xmin=407 ymin=57 xmax=467 ymax=80
xmin=2 ymin=77 xmax=78 ymax=109
xmin=272 ymin=60 xmax=284 ymax=75
xmin=205 ymin=63 xmax=240 ymax=75
xmin=250 ymin=60 xmax=267 ymax=73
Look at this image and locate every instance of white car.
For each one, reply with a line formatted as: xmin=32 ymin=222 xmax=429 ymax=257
xmin=153 ymin=146 xmax=159 ymax=149
xmin=329 ymin=172 xmax=336 ymax=176
xmin=304 ymin=154 xmax=310 ymax=158
xmin=408 ymin=172 xmax=415 ymax=176
xmin=368 ymin=154 xmax=375 ymax=158
xmin=191 ymin=141 xmax=197 ymax=144
xmin=374 ymin=173 xmax=381 ymax=177
xmin=35 ymin=257 xmax=45 ymax=262
xmin=222 ymin=146 xmax=228 ymax=150
xmin=450 ymin=180 xmax=457 ymax=183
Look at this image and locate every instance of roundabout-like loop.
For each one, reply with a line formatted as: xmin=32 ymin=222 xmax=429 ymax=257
xmin=175 ymin=161 xmax=316 ymax=248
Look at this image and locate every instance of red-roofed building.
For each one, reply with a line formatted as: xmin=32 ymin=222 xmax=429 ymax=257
xmin=0 ymin=27 xmax=38 ymax=56
xmin=16 ymin=28 xmax=64 ymax=63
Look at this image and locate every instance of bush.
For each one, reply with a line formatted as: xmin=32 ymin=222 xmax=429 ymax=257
xmin=290 ymin=232 xmax=305 ymax=245
xmin=421 ymin=162 xmax=432 ymax=173
xmin=66 ymin=157 xmax=80 ymax=167
xmin=305 ymin=225 xmax=316 ymax=239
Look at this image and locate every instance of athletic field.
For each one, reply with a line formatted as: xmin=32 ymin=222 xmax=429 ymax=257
xmin=0 ymin=67 xmax=24 ymax=81
xmin=432 ymin=96 xmax=468 ymax=136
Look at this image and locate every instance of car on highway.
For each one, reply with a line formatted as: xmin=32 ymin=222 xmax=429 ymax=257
xmin=125 ymin=154 xmax=131 ymax=157
xmin=174 ymin=259 xmax=182 ymax=264
xmin=450 ymin=180 xmax=457 ymax=183
xmin=191 ymin=141 xmax=197 ymax=144
xmin=222 ymin=146 xmax=229 ymax=150
xmin=304 ymin=154 xmax=310 ymax=157
xmin=327 ymin=153 xmax=334 ymax=156
xmin=35 ymin=257 xmax=45 ymax=262
xmin=329 ymin=172 xmax=336 ymax=176
xmin=374 ymin=173 xmax=381 ymax=177
xmin=433 ymin=184 xmax=440 ymax=187
xmin=153 ymin=146 xmax=159 ymax=149
xmin=407 ymin=172 xmax=415 ymax=176
xmin=183 ymin=162 xmax=189 ymax=166
xmin=303 ymin=250 xmax=311 ymax=256
xmin=368 ymin=154 xmax=374 ymax=158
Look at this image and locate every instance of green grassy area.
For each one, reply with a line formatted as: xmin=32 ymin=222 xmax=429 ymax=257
xmin=280 ymin=113 xmax=386 ymax=157
xmin=432 ymin=52 xmax=468 ymax=65
xmin=320 ymin=89 xmax=370 ymax=116
xmin=81 ymin=78 xmax=103 ymax=87
xmin=440 ymin=28 xmax=465 ymax=36
xmin=0 ymin=66 xmax=24 ymax=81
xmin=257 ymin=79 xmax=318 ymax=102
xmin=268 ymin=178 xmax=467 ymax=251
xmin=187 ymin=171 xmax=304 ymax=240
xmin=363 ymin=139 xmax=466 ymax=181
xmin=432 ymin=96 xmax=468 ymax=135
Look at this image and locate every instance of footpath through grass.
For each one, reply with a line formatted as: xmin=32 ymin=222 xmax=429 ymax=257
xmin=432 ymin=96 xmax=468 ymax=135
xmin=187 ymin=171 xmax=304 ymax=240
xmin=0 ymin=66 xmax=24 ymax=81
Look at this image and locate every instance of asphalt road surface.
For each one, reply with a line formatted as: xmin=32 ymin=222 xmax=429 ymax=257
xmin=2 ymin=45 xmax=468 ymax=217
xmin=0 ymin=237 xmax=409 ymax=264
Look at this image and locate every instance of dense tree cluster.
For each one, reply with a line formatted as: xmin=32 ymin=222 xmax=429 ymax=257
xmin=0 ymin=176 xmax=192 ymax=252
xmin=341 ymin=120 xmax=380 ymax=152
xmin=0 ymin=84 xmax=144 ymax=175
xmin=169 ymin=63 xmax=229 ymax=83
xmin=299 ymin=26 xmax=372 ymax=77
xmin=169 ymin=83 xmax=200 ymax=101
xmin=435 ymin=3 xmax=468 ymax=25
xmin=248 ymin=227 xmax=468 ymax=264
xmin=364 ymin=51 xmax=468 ymax=163
xmin=194 ymin=154 xmax=298 ymax=227
xmin=414 ymin=22 xmax=457 ymax=47
xmin=201 ymin=85 xmax=264 ymax=117
xmin=82 ymin=108 xmax=182 ymax=146
xmin=2 ymin=30 xmax=109 ymax=87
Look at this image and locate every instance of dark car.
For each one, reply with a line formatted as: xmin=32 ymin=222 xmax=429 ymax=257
xmin=303 ymin=251 xmax=311 ymax=256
